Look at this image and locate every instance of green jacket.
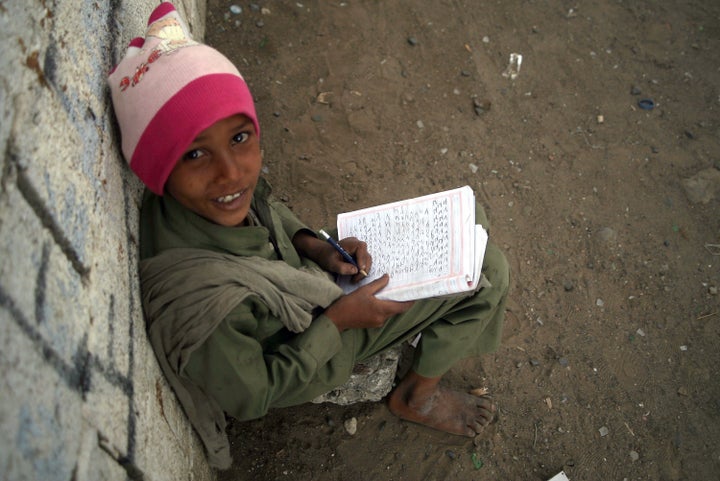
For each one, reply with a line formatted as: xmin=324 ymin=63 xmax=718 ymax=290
xmin=140 ymin=178 xmax=345 ymax=467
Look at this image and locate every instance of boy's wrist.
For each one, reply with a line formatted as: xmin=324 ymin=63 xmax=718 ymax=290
xmin=291 ymin=230 xmax=321 ymax=258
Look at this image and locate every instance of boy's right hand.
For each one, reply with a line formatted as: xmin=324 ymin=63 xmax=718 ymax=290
xmin=324 ymin=274 xmax=414 ymax=332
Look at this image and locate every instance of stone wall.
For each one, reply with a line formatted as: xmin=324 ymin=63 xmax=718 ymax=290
xmin=0 ymin=1 xmax=214 ymax=479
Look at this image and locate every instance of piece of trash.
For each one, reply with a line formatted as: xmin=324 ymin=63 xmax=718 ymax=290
xmin=470 ymin=387 xmax=490 ymax=396
xmin=597 ymin=114 xmax=604 ymax=124
xmin=599 ymin=426 xmax=609 ymax=437
xmin=548 ymin=471 xmax=570 ymax=481
xmin=471 ymin=452 xmax=484 ymax=469
xmin=705 ymin=243 xmax=720 ymax=256
xmin=316 ymin=91 xmax=333 ymax=104
xmin=636 ymin=328 xmax=646 ymax=337
xmin=545 ymin=397 xmax=553 ymax=409
xmin=680 ymin=345 xmax=688 ymax=351
xmin=637 ymin=98 xmax=655 ymax=110
xmin=502 ymin=53 xmax=523 ymax=79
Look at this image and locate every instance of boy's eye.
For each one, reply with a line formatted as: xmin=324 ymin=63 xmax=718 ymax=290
xmin=183 ymin=148 xmax=204 ymax=161
xmin=232 ymin=132 xmax=250 ymax=144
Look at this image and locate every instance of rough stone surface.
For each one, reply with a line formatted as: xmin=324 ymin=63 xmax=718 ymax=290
xmin=312 ymin=347 xmax=402 ymax=405
xmin=0 ymin=1 xmax=214 ymax=480
xmin=682 ymin=167 xmax=720 ymax=204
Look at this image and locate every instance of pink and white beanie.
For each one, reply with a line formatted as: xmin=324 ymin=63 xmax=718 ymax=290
xmin=109 ymin=2 xmax=259 ymax=195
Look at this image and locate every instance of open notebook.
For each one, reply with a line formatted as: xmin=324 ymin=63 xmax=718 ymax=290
xmin=336 ymin=186 xmax=488 ymax=301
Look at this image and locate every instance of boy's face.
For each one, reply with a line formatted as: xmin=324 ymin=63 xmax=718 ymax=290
xmin=165 ymin=113 xmax=261 ymax=227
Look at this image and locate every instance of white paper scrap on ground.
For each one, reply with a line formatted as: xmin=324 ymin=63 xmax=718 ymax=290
xmin=502 ymin=52 xmax=523 ymax=79
xmin=548 ymin=471 xmax=570 ymax=481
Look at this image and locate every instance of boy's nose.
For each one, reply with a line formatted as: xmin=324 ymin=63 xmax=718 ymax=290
xmin=215 ymin=150 xmax=243 ymax=179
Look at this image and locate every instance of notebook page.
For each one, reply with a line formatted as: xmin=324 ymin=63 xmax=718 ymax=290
xmin=337 ymin=186 xmax=475 ymax=301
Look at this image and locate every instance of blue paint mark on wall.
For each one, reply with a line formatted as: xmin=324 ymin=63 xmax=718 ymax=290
xmin=15 ymin=403 xmax=73 ymax=481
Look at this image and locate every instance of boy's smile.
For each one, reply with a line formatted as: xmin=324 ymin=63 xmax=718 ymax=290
xmin=165 ymin=113 xmax=261 ymax=227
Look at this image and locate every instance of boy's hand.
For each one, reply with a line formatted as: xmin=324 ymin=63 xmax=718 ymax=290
xmin=324 ymin=275 xmax=414 ymax=332
xmin=292 ymin=231 xmax=371 ymax=282
xmin=327 ymin=236 xmax=371 ymax=282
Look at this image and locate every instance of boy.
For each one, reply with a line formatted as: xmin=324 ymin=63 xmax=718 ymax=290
xmin=109 ymin=2 xmax=509 ymax=469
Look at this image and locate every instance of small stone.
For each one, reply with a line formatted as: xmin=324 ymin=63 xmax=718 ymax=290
xmin=407 ymin=36 xmax=418 ymax=46
xmin=516 ymin=362 xmax=523 ymax=368
xmin=461 ymin=70 xmax=471 ymax=77
xmin=482 ymin=36 xmax=490 ymax=43
xmin=558 ymin=357 xmax=569 ymax=367
xmin=311 ymin=115 xmax=323 ymax=122
xmin=709 ymin=286 xmax=718 ymax=295
xmin=596 ymin=227 xmax=617 ymax=242
xmin=596 ymin=298 xmax=604 ymax=307
xmin=680 ymin=345 xmax=688 ymax=351
xmin=630 ymin=86 xmax=641 ymax=95
xmin=416 ymin=120 xmax=424 ymax=129
xmin=629 ymin=450 xmax=640 ymax=462
xmin=469 ymin=163 xmax=478 ymax=174
xmin=597 ymin=114 xmax=604 ymax=124
xmin=677 ymin=387 xmax=688 ymax=396
xmin=530 ymin=359 xmax=540 ymax=367
xmin=473 ymin=98 xmax=491 ymax=116
xmin=563 ymin=280 xmax=574 ymax=292
xmin=344 ymin=417 xmax=358 ymax=435
xmin=255 ymin=20 xmax=265 ymax=28
xmin=445 ymin=449 xmax=456 ymax=460
xmin=636 ymin=328 xmax=646 ymax=337
xmin=599 ymin=426 xmax=609 ymax=437
xmin=229 ymin=4 xmax=242 ymax=14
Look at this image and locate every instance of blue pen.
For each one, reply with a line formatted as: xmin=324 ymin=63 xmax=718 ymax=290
xmin=319 ymin=229 xmax=368 ymax=277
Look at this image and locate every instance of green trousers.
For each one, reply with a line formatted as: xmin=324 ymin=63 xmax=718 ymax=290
xmin=276 ymin=207 xmax=509 ymax=408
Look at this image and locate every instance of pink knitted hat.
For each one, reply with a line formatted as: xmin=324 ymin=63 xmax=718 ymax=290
xmin=109 ymin=2 xmax=259 ymax=195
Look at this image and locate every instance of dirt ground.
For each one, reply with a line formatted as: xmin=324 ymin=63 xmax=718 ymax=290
xmin=205 ymin=1 xmax=720 ymax=479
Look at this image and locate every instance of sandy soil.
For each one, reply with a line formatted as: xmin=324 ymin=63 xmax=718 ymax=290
xmin=206 ymin=1 xmax=720 ymax=479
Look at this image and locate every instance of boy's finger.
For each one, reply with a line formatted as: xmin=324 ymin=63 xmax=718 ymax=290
xmin=363 ymin=273 xmax=390 ymax=293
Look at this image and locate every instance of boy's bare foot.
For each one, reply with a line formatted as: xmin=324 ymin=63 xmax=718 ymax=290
xmin=387 ymin=370 xmax=495 ymax=436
